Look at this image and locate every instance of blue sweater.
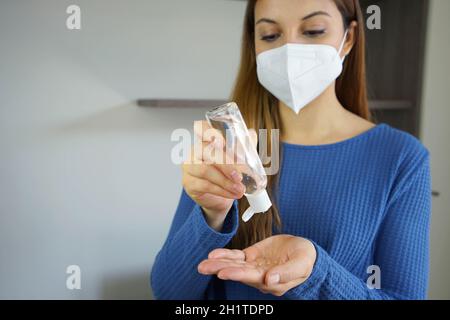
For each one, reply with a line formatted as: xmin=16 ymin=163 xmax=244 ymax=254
xmin=151 ymin=123 xmax=431 ymax=300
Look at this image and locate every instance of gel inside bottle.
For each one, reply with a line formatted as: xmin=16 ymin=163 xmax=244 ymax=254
xmin=205 ymin=102 xmax=272 ymax=222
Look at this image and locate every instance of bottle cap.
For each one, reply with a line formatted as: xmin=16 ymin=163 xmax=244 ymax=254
xmin=242 ymin=189 xmax=272 ymax=222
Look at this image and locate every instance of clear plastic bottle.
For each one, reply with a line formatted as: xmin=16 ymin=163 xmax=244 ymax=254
xmin=205 ymin=102 xmax=272 ymax=222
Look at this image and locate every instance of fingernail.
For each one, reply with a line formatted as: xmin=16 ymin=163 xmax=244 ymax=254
xmin=268 ymin=274 xmax=280 ymax=285
xmin=230 ymin=171 xmax=242 ymax=182
xmin=218 ymin=273 xmax=227 ymax=280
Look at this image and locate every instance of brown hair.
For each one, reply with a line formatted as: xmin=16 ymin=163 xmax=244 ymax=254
xmin=228 ymin=0 xmax=370 ymax=249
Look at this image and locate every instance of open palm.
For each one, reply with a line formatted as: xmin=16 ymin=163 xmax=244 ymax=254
xmin=198 ymin=235 xmax=316 ymax=297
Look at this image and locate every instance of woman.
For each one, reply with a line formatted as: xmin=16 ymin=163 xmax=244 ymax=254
xmin=151 ymin=0 xmax=431 ymax=300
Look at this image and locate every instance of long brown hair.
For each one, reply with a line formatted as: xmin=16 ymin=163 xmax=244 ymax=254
xmin=228 ymin=0 xmax=370 ymax=249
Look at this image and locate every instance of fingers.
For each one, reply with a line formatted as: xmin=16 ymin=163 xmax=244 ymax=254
xmin=197 ymin=234 xmax=316 ymax=298
xmin=197 ymin=259 xmax=246 ymax=275
xmin=217 ymin=265 xmax=264 ymax=284
xmin=194 ymin=121 xmax=226 ymax=163
xmin=193 ymin=120 xmax=243 ymax=183
xmin=198 ymin=255 xmax=265 ymax=285
xmin=183 ymin=131 xmax=245 ymax=199
xmin=201 ymin=147 xmax=243 ymax=183
xmin=264 ymin=258 xmax=310 ymax=286
xmin=263 ymin=239 xmax=316 ymax=286
xmin=194 ymin=120 xmax=225 ymax=147
xmin=186 ymin=163 xmax=245 ymax=196
xmin=259 ymin=278 xmax=305 ymax=297
xmin=197 ymin=256 xmax=306 ymax=297
xmin=208 ymin=248 xmax=246 ymax=260
xmin=184 ymin=175 xmax=241 ymax=200
xmin=242 ymin=244 xmax=264 ymax=262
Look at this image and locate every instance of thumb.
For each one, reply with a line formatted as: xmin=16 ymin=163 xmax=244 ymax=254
xmin=265 ymin=258 xmax=309 ymax=285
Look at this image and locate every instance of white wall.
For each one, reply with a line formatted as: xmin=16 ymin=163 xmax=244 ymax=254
xmin=0 ymin=0 xmax=245 ymax=299
xmin=420 ymin=0 xmax=450 ymax=300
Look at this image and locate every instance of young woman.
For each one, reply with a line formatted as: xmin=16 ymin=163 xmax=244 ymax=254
xmin=151 ymin=0 xmax=431 ymax=300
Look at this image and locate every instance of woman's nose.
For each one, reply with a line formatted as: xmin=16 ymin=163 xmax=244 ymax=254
xmin=283 ymin=30 xmax=304 ymax=45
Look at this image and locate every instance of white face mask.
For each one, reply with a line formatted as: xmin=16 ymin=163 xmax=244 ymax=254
xmin=256 ymin=30 xmax=349 ymax=114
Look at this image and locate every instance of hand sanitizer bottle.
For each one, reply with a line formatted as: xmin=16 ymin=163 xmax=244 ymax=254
xmin=206 ymin=102 xmax=272 ymax=222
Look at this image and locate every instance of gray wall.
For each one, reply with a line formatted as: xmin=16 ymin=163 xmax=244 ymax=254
xmin=0 ymin=0 xmax=448 ymax=299
xmin=0 ymin=0 xmax=245 ymax=299
xmin=421 ymin=0 xmax=450 ymax=300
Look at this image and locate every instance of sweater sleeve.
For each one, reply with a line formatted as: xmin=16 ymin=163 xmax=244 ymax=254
xmin=150 ymin=188 xmax=239 ymax=300
xmin=284 ymin=150 xmax=431 ymax=300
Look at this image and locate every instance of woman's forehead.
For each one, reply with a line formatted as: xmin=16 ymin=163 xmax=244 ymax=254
xmin=254 ymin=0 xmax=340 ymax=21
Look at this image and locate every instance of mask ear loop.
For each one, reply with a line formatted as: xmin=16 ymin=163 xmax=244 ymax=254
xmin=337 ymin=29 xmax=349 ymax=62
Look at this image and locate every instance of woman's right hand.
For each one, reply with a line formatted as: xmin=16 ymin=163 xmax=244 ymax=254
xmin=181 ymin=121 xmax=246 ymax=231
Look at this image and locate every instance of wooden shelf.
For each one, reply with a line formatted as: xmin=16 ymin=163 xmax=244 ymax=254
xmin=369 ymin=100 xmax=412 ymax=110
xmin=136 ymin=99 xmax=226 ymax=108
xmin=137 ymin=99 xmax=412 ymax=110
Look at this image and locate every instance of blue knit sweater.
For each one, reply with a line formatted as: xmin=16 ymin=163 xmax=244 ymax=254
xmin=151 ymin=123 xmax=431 ymax=300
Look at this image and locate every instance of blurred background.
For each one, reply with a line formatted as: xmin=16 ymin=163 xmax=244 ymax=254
xmin=0 ymin=0 xmax=448 ymax=299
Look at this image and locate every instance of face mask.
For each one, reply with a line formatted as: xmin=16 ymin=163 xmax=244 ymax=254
xmin=256 ymin=30 xmax=348 ymax=114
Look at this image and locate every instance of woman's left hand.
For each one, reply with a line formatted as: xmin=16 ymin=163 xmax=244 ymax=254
xmin=198 ymin=235 xmax=317 ymax=297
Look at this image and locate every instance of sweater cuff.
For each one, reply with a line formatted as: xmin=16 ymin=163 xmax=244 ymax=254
xmin=283 ymin=241 xmax=330 ymax=300
xmin=191 ymin=200 xmax=239 ymax=250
